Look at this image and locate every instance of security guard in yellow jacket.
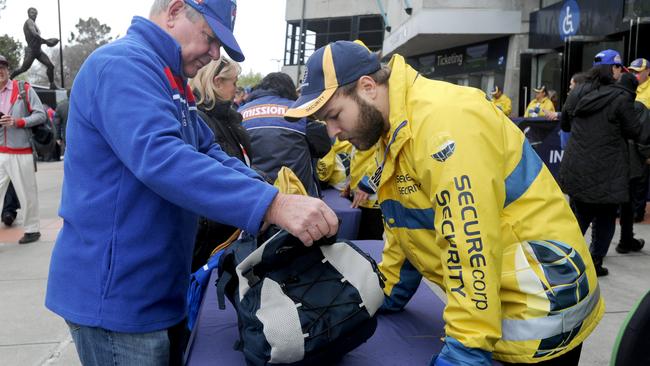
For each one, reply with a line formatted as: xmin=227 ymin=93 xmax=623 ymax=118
xmin=629 ymin=58 xmax=650 ymax=108
xmin=286 ymin=41 xmax=603 ymax=366
xmin=490 ymin=85 xmax=512 ymax=117
xmin=318 ymin=138 xmax=384 ymax=239
xmin=524 ymin=85 xmax=555 ymax=118
xmin=348 ymin=145 xmax=384 ymax=239
xmin=316 ymin=139 xmax=350 ymax=191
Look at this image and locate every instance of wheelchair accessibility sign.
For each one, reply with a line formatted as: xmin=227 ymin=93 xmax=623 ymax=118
xmin=559 ymin=0 xmax=580 ymax=40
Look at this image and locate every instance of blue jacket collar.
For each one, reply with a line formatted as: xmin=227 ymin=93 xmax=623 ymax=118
xmin=247 ymin=89 xmax=287 ymax=102
xmin=127 ymin=16 xmax=184 ymax=76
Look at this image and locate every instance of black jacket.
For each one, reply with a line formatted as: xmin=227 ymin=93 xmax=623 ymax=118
xmin=192 ymin=101 xmax=253 ymax=272
xmin=628 ymin=102 xmax=650 ymax=179
xmin=198 ymin=101 xmax=252 ymax=163
xmin=559 ymin=80 xmax=643 ymax=203
xmin=54 ymin=100 xmax=69 ymax=142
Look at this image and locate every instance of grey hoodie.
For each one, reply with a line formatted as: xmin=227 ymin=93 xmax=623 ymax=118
xmin=1 ymin=80 xmax=46 ymax=153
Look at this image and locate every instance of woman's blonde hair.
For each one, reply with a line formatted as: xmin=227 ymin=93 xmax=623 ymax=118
xmin=190 ymin=56 xmax=242 ymax=110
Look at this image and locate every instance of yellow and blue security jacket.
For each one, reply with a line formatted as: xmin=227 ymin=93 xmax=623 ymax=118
xmin=524 ymin=97 xmax=555 ymax=118
xmin=491 ymin=94 xmax=512 ymax=117
xmin=317 ymin=139 xmax=380 ymax=208
xmin=376 ymin=55 xmax=604 ymax=364
xmin=316 ymin=142 xmax=349 ymax=191
xmin=637 ymin=79 xmax=650 ymax=109
xmin=316 ymin=138 xmax=352 ymax=191
xmin=350 ymin=146 xmax=380 ymax=209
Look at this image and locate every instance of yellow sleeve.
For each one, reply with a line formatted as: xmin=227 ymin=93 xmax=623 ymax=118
xmin=543 ymin=99 xmax=556 ymax=113
xmin=413 ymin=93 xmax=505 ymax=351
xmin=637 ymin=85 xmax=650 ymax=108
xmin=316 ymin=148 xmax=348 ymax=191
xmin=503 ymin=96 xmax=512 ymax=117
xmin=317 ymin=149 xmax=336 ymax=183
xmin=378 ymin=228 xmax=423 ymax=311
xmin=349 ymin=146 xmax=377 ymax=189
xmin=524 ymin=100 xmax=534 ymax=117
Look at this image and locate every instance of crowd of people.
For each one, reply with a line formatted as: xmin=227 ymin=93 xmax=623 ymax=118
xmin=0 ymin=0 xmax=646 ymax=365
xmin=489 ymin=49 xmax=650 ymax=278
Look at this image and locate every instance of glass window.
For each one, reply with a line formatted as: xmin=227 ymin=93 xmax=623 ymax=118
xmin=625 ymin=0 xmax=650 ymax=18
xmin=284 ymin=16 xmax=384 ymax=66
xmin=330 ymin=18 xmax=352 ymax=33
xmin=360 ymin=16 xmax=383 ymax=31
xmin=532 ymin=53 xmax=562 ymax=102
xmin=358 ymin=31 xmax=383 ymax=51
xmin=308 ymin=19 xmax=329 ymax=34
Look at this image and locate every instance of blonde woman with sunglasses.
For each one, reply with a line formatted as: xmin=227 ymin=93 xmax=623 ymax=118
xmin=189 ymin=57 xmax=257 ymax=271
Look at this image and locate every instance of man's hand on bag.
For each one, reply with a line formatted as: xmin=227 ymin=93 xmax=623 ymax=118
xmin=0 ymin=115 xmax=15 ymax=127
xmin=264 ymin=193 xmax=339 ymax=246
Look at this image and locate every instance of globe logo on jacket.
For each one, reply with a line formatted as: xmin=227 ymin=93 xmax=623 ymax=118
xmin=431 ymin=134 xmax=456 ymax=162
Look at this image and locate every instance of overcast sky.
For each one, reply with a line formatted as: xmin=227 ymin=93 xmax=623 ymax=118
xmin=0 ymin=0 xmax=288 ymax=75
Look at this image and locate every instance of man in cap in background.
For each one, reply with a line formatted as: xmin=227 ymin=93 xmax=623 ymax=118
xmin=616 ymin=57 xmax=650 ymax=252
xmin=524 ymin=85 xmax=555 ymax=118
xmin=489 ymin=85 xmax=512 ymax=117
xmin=285 ymin=40 xmax=603 ymax=366
xmin=45 ymin=1 xmax=338 ymax=364
xmin=630 ymin=58 xmax=650 ymax=108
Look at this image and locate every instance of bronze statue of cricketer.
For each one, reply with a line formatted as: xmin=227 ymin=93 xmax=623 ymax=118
xmin=10 ymin=7 xmax=60 ymax=89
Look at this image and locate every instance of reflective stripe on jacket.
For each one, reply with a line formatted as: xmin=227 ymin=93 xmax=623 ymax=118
xmin=376 ymin=55 xmax=604 ymax=364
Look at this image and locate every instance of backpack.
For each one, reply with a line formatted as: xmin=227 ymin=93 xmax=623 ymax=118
xmin=17 ymin=81 xmax=54 ymax=145
xmin=216 ymin=229 xmax=386 ymax=366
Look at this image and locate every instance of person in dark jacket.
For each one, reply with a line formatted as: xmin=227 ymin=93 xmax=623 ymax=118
xmin=617 ymin=101 xmax=650 ymax=254
xmin=1 ymin=182 xmax=20 ymax=226
xmin=560 ymin=50 xmax=645 ymax=276
xmin=53 ymin=97 xmax=69 ymax=156
xmin=189 ymin=56 xmax=253 ymax=271
xmin=239 ymin=72 xmax=330 ymax=197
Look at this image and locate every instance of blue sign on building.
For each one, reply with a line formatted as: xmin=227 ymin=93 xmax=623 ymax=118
xmin=559 ymin=0 xmax=581 ymax=40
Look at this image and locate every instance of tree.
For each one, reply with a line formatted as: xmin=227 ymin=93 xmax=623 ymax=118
xmin=238 ymin=70 xmax=264 ymax=88
xmin=0 ymin=0 xmax=6 ymax=19
xmin=0 ymin=34 xmax=23 ymax=70
xmin=53 ymin=17 xmax=114 ymax=86
xmin=68 ymin=17 xmax=113 ymax=46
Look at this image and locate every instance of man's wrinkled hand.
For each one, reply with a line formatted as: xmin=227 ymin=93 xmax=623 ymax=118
xmin=264 ymin=193 xmax=339 ymax=246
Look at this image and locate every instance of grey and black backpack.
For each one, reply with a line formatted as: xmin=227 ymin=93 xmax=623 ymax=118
xmin=216 ymin=229 xmax=385 ymax=365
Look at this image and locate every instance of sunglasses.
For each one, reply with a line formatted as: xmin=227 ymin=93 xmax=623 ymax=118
xmin=214 ymin=58 xmax=230 ymax=77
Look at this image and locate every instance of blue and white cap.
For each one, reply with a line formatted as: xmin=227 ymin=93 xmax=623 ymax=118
xmin=184 ymin=0 xmax=244 ymax=62
xmin=285 ymin=41 xmax=380 ymax=120
xmin=593 ymin=49 xmax=623 ymax=67
xmin=629 ymin=58 xmax=649 ymax=72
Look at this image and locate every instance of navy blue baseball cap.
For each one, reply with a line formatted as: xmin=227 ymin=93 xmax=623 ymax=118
xmin=629 ymin=58 xmax=649 ymax=72
xmin=285 ymin=40 xmax=381 ymax=120
xmin=184 ymin=0 xmax=244 ymax=62
xmin=593 ymin=49 xmax=623 ymax=67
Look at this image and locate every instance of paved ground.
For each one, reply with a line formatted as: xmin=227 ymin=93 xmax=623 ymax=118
xmin=1 ymin=161 xmax=648 ymax=365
